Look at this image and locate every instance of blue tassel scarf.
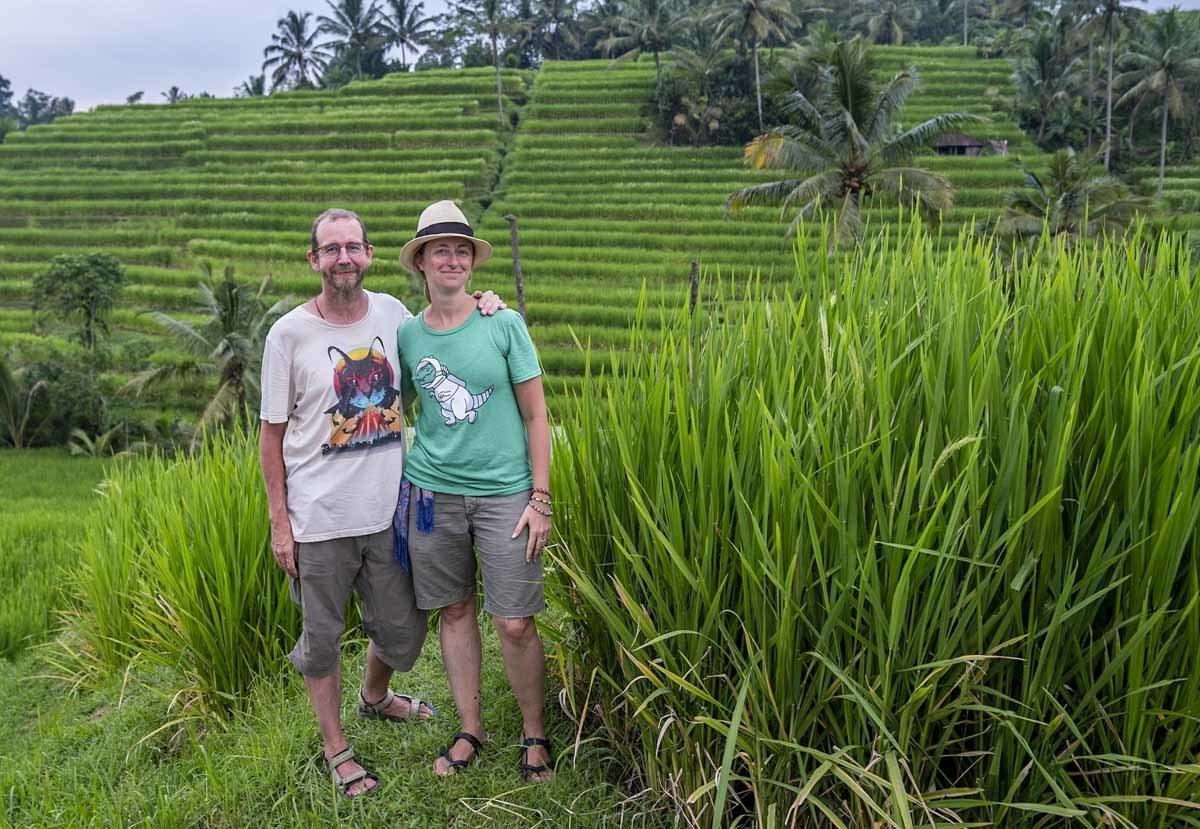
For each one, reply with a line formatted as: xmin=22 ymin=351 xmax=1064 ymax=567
xmin=393 ymin=477 xmax=435 ymax=574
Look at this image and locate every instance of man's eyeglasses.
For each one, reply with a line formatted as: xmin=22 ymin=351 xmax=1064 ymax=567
xmin=316 ymin=242 xmax=368 ymax=259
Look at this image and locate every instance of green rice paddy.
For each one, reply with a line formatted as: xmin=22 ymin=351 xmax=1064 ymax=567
xmin=0 ymin=48 xmax=1053 ymax=419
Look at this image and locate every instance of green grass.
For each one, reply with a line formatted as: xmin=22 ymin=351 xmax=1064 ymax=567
xmin=0 ymin=448 xmax=664 ymax=827
xmin=0 ymin=450 xmax=110 ymax=659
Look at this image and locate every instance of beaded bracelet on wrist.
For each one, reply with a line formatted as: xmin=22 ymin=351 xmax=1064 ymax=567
xmin=532 ymin=487 xmax=552 ymax=499
xmin=530 ymin=494 xmax=552 ymax=506
xmin=528 ymin=501 xmax=553 ymax=517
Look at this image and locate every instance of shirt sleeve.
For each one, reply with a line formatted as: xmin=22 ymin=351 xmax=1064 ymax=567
xmin=503 ymin=312 xmax=542 ymax=385
xmin=260 ymin=336 xmax=293 ymax=423
xmin=396 ymin=326 xmax=416 ymax=401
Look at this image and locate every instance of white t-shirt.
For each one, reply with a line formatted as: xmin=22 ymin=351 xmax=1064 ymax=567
xmin=260 ymin=291 xmax=413 ymax=542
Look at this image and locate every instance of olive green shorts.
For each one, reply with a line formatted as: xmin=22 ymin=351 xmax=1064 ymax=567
xmin=288 ymin=527 xmax=428 ymax=677
xmin=407 ymin=490 xmax=546 ymax=619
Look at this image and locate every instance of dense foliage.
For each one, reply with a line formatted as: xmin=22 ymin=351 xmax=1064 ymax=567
xmin=552 ymin=222 xmax=1200 ymax=826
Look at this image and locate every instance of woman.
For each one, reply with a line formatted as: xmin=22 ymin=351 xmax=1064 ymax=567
xmin=394 ymin=200 xmax=555 ymax=782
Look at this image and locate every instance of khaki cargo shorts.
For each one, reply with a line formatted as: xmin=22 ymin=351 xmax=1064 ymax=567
xmin=407 ymin=490 xmax=546 ymax=619
xmin=288 ymin=527 xmax=427 ymax=677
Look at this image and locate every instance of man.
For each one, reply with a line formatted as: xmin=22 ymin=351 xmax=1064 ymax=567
xmin=259 ymin=207 xmax=503 ymax=798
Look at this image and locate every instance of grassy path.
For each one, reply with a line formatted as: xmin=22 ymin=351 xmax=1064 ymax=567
xmin=0 ymin=450 xmax=660 ymax=828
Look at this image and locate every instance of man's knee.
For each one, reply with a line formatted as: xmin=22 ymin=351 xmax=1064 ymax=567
xmin=440 ymin=596 xmax=476 ymax=625
xmin=492 ymin=615 xmax=536 ymax=645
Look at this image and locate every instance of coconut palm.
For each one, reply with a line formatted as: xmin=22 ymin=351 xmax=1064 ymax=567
xmin=995 ymin=146 xmax=1148 ymax=241
xmin=161 ymin=86 xmax=188 ymax=104
xmin=454 ymin=0 xmax=513 ymax=126
xmin=236 ymin=74 xmax=266 ymax=97
xmin=319 ymin=0 xmax=387 ymax=79
xmin=0 ymin=354 xmax=47 ymax=450
xmin=706 ymin=0 xmax=799 ymax=131
xmin=1115 ymin=9 xmax=1200 ymax=196
xmin=1074 ymin=0 xmax=1146 ymax=168
xmin=532 ymin=0 xmax=581 ymax=60
xmin=598 ymin=0 xmax=685 ymax=92
xmin=851 ymin=0 xmax=921 ymax=47
xmin=263 ymin=11 xmax=333 ymax=90
xmin=381 ymin=0 xmax=435 ymax=69
xmin=125 ymin=264 xmax=290 ymax=436
xmin=726 ymin=36 xmax=982 ymax=248
xmin=1012 ymin=23 xmax=1079 ymax=143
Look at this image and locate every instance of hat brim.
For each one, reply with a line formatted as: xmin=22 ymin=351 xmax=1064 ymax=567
xmin=399 ymin=233 xmax=493 ymax=276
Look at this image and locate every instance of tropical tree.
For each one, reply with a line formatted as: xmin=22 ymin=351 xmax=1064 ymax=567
xmin=236 ymin=74 xmax=267 ymax=97
xmin=454 ymin=0 xmax=514 ymax=126
xmin=161 ymin=86 xmax=188 ymax=104
xmin=31 ymin=254 xmax=125 ymax=353
xmin=262 ymin=11 xmax=333 ymax=90
xmin=0 ymin=75 xmax=12 ymax=118
xmin=125 ymin=265 xmax=290 ymax=435
xmin=707 ymin=0 xmax=799 ymax=131
xmin=1075 ymin=0 xmax=1145 ymax=168
xmin=381 ymin=0 xmax=435 ymax=69
xmin=318 ymin=0 xmax=387 ymax=80
xmin=994 ymin=146 xmax=1147 ymax=241
xmin=0 ymin=354 xmax=48 ymax=449
xmin=1012 ymin=23 xmax=1079 ymax=143
xmin=598 ymin=0 xmax=684 ymax=92
xmin=1115 ymin=8 xmax=1200 ymax=196
xmin=531 ymin=0 xmax=581 ymax=60
xmin=726 ymin=36 xmax=982 ymax=248
xmin=125 ymin=90 xmax=144 ymax=104
xmin=994 ymin=0 xmax=1044 ymax=30
xmin=851 ymin=0 xmax=921 ymax=46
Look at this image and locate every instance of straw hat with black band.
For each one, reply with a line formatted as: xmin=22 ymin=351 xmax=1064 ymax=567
xmin=399 ymin=200 xmax=493 ymax=276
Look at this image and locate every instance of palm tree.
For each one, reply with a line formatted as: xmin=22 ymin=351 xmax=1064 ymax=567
xmin=161 ymin=86 xmax=188 ymax=104
xmin=319 ymin=0 xmax=387 ymax=80
xmin=995 ymin=0 xmax=1042 ymax=30
xmin=707 ymin=0 xmax=799 ymax=131
xmin=125 ymin=265 xmax=290 ymax=436
xmin=598 ymin=0 xmax=684 ymax=93
xmin=851 ymin=0 xmax=921 ymax=47
xmin=262 ymin=11 xmax=333 ymax=90
xmin=1074 ymin=0 xmax=1146 ymax=169
xmin=236 ymin=74 xmax=266 ymax=97
xmin=0 ymin=354 xmax=47 ymax=450
xmin=994 ymin=147 xmax=1148 ymax=241
xmin=532 ymin=0 xmax=581 ymax=60
xmin=726 ymin=36 xmax=983 ymax=248
xmin=381 ymin=0 xmax=435 ymax=69
xmin=1012 ymin=24 xmax=1079 ymax=143
xmin=1115 ymin=9 xmax=1200 ymax=196
xmin=455 ymin=0 xmax=513 ymax=126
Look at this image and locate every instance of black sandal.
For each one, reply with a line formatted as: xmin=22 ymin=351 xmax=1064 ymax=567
xmin=518 ymin=735 xmax=555 ymax=782
xmin=438 ymin=731 xmax=484 ymax=774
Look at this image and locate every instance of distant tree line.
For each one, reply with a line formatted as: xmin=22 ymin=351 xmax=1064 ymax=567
xmin=0 ymin=74 xmax=75 ymax=141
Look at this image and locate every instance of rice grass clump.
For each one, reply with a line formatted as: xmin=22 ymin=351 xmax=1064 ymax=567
xmin=66 ymin=428 xmax=297 ymax=719
xmin=550 ymin=222 xmax=1200 ymax=827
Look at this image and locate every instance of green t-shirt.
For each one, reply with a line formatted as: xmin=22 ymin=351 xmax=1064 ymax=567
xmin=396 ymin=308 xmax=542 ymax=496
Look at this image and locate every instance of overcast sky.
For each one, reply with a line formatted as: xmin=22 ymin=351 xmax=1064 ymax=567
xmin=4 ymin=0 xmax=1199 ymax=112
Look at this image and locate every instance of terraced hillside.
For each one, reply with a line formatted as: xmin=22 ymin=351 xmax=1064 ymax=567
xmin=1131 ymin=164 xmax=1200 ymax=230
xmin=487 ymin=46 xmax=1039 ymax=299
xmin=0 ymin=68 xmax=529 ymax=416
xmin=0 ymin=48 xmax=1043 ymax=420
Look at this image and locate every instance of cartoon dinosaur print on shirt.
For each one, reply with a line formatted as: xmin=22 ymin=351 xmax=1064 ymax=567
xmin=414 ymin=356 xmax=493 ymax=426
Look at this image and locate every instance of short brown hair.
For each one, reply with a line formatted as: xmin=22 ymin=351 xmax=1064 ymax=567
xmin=311 ymin=208 xmax=370 ymax=252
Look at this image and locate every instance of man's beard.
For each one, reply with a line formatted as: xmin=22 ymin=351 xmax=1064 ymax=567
xmin=322 ymin=267 xmax=364 ymax=302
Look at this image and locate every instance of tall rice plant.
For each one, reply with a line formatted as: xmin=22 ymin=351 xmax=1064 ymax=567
xmin=549 ymin=220 xmax=1200 ymax=827
xmin=62 ymin=428 xmax=298 ymax=719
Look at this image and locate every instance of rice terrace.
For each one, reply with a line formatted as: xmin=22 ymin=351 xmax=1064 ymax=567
xmin=3 ymin=0 xmax=1200 ymax=826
